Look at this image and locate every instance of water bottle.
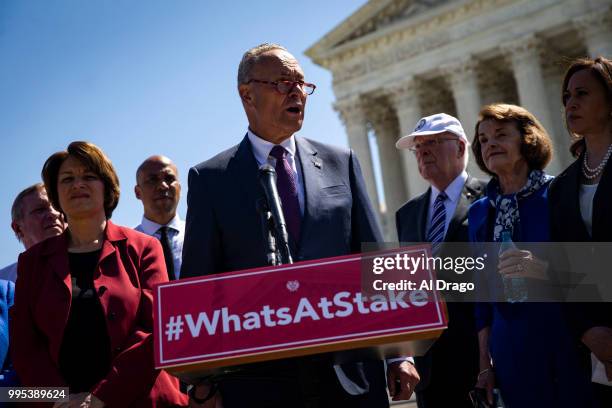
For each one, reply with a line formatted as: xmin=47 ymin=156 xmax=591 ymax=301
xmin=499 ymin=230 xmax=528 ymax=303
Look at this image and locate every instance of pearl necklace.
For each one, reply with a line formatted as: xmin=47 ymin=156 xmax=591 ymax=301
xmin=582 ymin=143 xmax=612 ymax=180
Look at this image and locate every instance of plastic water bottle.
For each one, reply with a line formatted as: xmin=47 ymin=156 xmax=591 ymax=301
xmin=499 ymin=230 xmax=528 ymax=303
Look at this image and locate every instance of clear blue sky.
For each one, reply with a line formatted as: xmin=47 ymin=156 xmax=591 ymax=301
xmin=0 ymin=0 xmax=371 ymax=266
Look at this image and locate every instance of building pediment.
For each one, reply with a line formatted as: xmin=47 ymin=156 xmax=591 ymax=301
xmin=305 ymin=0 xmax=452 ymax=62
xmin=341 ymin=0 xmax=450 ymax=45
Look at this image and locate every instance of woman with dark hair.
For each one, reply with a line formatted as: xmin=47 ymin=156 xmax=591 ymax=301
xmin=469 ymin=104 xmax=592 ymax=407
xmin=11 ymin=141 xmax=186 ymax=407
xmin=549 ymin=56 xmax=612 ymax=407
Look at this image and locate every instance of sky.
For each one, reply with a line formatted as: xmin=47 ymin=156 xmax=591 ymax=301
xmin=0 ymin=0 xmax=373 ymax=266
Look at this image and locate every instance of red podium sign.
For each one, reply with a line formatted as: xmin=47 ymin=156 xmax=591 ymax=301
xmin=154 ymin=246 xmax=447 ymax=374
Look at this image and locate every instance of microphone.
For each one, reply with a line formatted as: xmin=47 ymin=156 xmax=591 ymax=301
xmin=258 ymin=164 xmax=292 ymax=264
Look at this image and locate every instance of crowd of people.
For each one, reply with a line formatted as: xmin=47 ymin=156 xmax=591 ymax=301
xmin=0 ymin=43 xmax=610 ymax=408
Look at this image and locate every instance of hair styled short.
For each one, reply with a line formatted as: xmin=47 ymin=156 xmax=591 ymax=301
xmin=11 ymin=183 xmax=45 ymax=223
xmin=472 ymin=103 xmax=552 ymax=176
xmin=42 ymin=141 xmax=120 ymax=219
xmin=561 ymin=56 xmax=612 ymax=157
xmin=237 ymin=43 xmax=288 ymax=86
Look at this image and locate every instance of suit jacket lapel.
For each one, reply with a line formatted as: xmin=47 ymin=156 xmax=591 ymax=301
xmin=43 ymin=233 xmax=73 ymax=295
xmin=295 ymin=137 xmax=321 ymax=246
xmin=416 ymin=189 xmax=430 ymax=242
xmin=446 ymin=176 xmax=483 ymax=241
xmin=592 ymin=154 xmax=612 ymax=240
xmin=97 ymin=220 xmax=128 ymax=278
xmin=231 ymin=134 xmax=265 ymax=211
xmin=563 ymin=158 xmax=590 ymax=240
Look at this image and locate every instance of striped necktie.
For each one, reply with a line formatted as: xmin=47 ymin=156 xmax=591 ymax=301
xmin=427 ymin=191 xmax=448 ymax=256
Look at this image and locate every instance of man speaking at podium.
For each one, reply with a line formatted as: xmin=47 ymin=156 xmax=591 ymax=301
xmin=181 ymin=43 xmax=419 ymax=407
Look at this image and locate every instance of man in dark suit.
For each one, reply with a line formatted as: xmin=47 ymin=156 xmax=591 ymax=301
xmin=181 ymin=43 xmax=418 ymax=407
xmin=395 ymin=113 xmax=486 ymax=408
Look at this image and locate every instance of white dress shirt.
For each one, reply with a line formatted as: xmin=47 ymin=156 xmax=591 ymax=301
xmin=426 ymin=171 xmax=468 ymax=239
xmin=247 ymin=129 xmax=305 ymax=215
xmin=135 ymin=214 xmax=185 ymax=280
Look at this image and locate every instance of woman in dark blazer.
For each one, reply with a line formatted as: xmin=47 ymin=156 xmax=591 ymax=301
xmin=549 ymin=56 xmax=612 ymax=407
xmin=11 ymin=141 xmax=186 ymax=407
xmin=468 ymin=104 xmax=592 ymax=407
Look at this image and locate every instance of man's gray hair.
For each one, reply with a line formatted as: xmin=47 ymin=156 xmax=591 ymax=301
xmin=11 ymin=183 xmax=45 ymax=223
xmin=237 ymin=43 xmax=288 ymax=86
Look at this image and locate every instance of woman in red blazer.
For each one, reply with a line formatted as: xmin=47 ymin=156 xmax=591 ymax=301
xmin=11 ymin=141 xmax=187 ymax=407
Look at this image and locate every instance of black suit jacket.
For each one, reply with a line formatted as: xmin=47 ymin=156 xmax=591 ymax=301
xmin=395 ymin=176 xmax=485 ymax=396
xmin=549 ymin=155 xmax=612 ymax=338
xmin=181 ymin=135 xmax=387 ymax=406
xmin=182 ymin=135 xmax=382 ymax=277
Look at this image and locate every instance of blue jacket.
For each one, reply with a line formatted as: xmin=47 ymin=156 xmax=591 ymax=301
xmin=0 ymin=279 xmax=14 ymax=369
xmin=466 ymin=179 xmax=596 ymax=408
xmin=0 ymin=279 xmax=17 ymax=387
xmin=468 ymin=179 xmax=551 ymax=330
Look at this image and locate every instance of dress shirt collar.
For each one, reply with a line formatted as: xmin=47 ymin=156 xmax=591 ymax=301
xmin=138 ymin=214 xmax=183 ymax=235
xmin=430 ymin=171 xmax=468 ymax=204
xmin=247 ymin=128 xmax=296 ymax=165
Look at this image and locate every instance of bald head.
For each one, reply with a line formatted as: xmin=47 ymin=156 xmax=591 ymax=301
xmin=136 ymin=156 xmax=177 ymax=184
xmin=135 ymin=155 xmax=181 ymax=225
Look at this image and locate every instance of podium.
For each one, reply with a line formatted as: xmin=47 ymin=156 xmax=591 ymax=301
xmin=154 ymin=246 xmax=447 ymax=380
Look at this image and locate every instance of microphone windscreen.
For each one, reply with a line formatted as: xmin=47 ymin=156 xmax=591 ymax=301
xmin=258 ymin=163 xmax=276 ymax=178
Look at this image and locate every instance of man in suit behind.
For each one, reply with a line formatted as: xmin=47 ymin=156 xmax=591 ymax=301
xmin=181 ymin=43 xmax=418 ymax=407
xmin=0 ymin=183 xmax=65 ymax=282
xmin=134 ymin=155 xmax=184 ymax=281
xmin=395 ymin=113 xmax=485 ymax=408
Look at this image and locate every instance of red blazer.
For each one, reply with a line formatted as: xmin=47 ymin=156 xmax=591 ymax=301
xmin=11 ymin=220 xmax=187 ymax=407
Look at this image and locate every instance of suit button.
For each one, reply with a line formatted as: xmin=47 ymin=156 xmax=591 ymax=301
xmin=108 ymin=312 xmax=116 ymax=321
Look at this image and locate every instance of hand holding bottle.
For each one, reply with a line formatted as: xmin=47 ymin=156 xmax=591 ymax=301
xmin=497 ymin=249 xmax=549 ymax=280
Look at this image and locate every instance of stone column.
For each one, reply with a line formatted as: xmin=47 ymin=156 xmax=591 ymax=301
xmin=388 ymin=79 xmax=430 ymax=199
xmin=443 ymin=58 xmax=481 ymax=138
xmin=575 ymin=9 xmax=612 ymax=58
xmin=368 ymin=103 xmax=407 ymax=222
xmin=503 ymin=35 xmax=561 ymax=172
xmin=334 ymin=97 xmax=381 ymax=218
xmin=442 ymin=58 xmax=486 ymax=178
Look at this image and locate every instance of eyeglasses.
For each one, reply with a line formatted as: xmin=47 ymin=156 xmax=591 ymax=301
xmin=409 ymin=138 xmax=459 ymax=153
xmin=247 ymin=79 xmax=316 ymax=95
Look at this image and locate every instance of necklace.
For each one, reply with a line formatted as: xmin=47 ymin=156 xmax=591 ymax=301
xmin=582 ymin=143 xmax=612 ymax=180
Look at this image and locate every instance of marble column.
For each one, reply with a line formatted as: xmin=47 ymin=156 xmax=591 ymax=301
xmin=575 ymin=9 xmax=612 ymax=58
xmin=334 ymin=96 xmax=381 ymax=219
xmin=442 ymin=58 xmax=486 ymax=178
xmin=503 ymin=35 xmax=562 ymax=173
xmin=388 ymin=78 xmax=430 ymax=199
xmin=368 ymin=103 xmax=407 ymax=223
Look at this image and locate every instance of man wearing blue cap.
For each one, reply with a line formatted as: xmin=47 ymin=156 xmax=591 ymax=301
xmin=395 ymin=113 xmax=486 ymax=408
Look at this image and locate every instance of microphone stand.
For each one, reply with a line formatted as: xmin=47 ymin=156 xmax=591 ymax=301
xmin=256 ymin=198 xmax=279 ymax=266
xmin=258 ymin=164 xmax=293 ymax=265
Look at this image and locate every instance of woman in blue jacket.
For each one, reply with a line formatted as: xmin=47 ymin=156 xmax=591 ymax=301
xmin=0 ymin=278 xmax=17 ymax=385
xmin=468 ymin=103 xmax=592 ymax=407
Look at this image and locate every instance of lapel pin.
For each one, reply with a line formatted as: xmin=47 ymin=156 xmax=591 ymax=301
xmin=313 ymin=160 xmax=322 ymax=169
